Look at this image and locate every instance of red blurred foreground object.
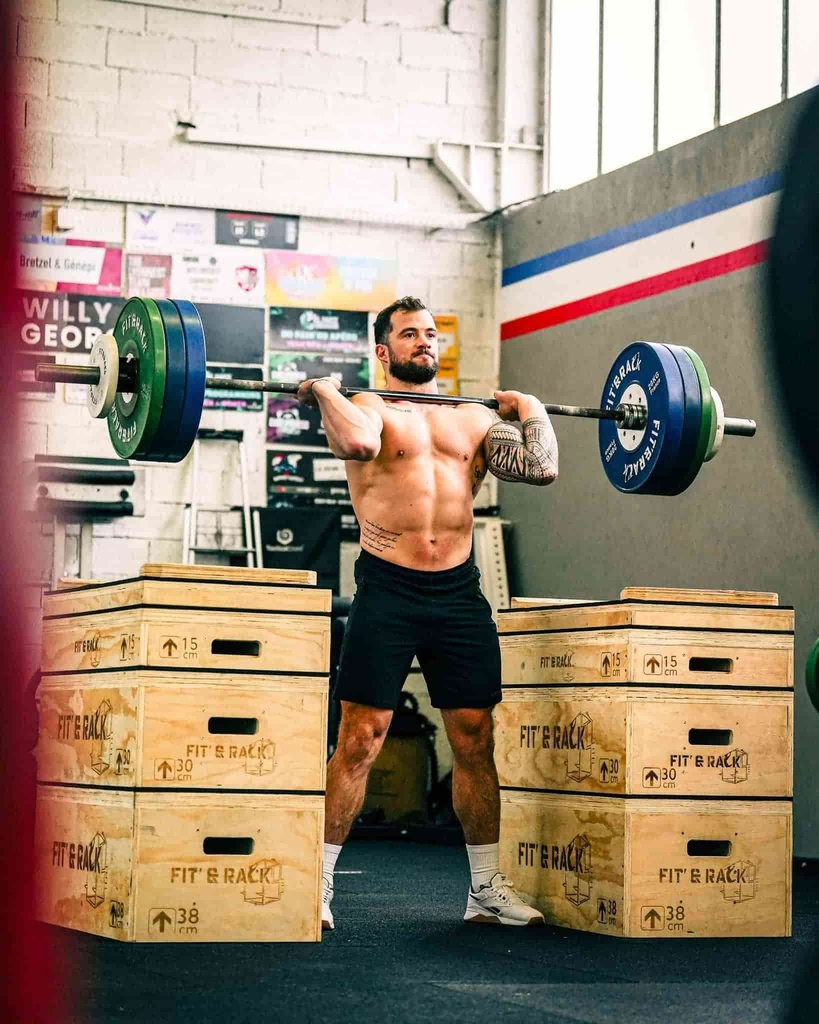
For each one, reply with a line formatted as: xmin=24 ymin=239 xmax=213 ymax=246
xmin=1 ymin=8 xmax=61 ymax=1022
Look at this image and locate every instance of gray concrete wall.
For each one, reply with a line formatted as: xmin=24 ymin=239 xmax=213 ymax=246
xmin=500 ymin=96 xmax=819 ymax=858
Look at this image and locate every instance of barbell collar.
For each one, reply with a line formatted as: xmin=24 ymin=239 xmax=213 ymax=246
xmin=722 ymin=417 xmax=756 ymax=437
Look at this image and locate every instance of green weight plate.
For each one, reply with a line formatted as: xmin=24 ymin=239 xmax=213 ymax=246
xmin=108 ymin=298 xmax=168 ymax=459
xmin=667 ymin=346 xmax=715 ymax=494
xmin=807 ymin=639 xmax=819 ymax=714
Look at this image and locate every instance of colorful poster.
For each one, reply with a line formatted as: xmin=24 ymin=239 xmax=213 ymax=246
xmin=265 ymin=252 xmax=397 ymax=310
xmin=266 ymin=352 xmax=369 ymax=445
xmin=204 ymin=365 xmax=264 ymax=412
xmin=16 ymin=291 xmax=127 ymax=353
xmin=216 ymin=210 xmax=299 ymax=250
xmin=126 ymin=253 xmax=172 ymax=298
xmin=17 ymin=238 xmax=122 ymax=296
xmin=172 ymin=248 xmax=266 ymax=307
xmin=266 ymin=449 xmax=348 ymax=493
xmin=269 ymin=307 xmax=370 ymax=354
xmin=125 ymin=204 xmax=215 ymax=250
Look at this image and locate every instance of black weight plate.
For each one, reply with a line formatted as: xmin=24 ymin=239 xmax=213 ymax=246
xmin=767 ymin=86 xmax=819 ymax=511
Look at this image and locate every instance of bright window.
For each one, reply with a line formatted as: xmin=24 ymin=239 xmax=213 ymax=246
xmin=719 ymin=0 xmax=783 ymax=124
xmin=658 ymin=0 xmax=716 ymax=149
xmin=601 ymin=0 xmax=656 ymax=173
xmin=549 ymin=0 xmax=600 ymax=190
xmin=788 ymin=0 xmax=819 ymax=96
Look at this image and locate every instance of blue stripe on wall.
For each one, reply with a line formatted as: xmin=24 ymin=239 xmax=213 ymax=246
xmin=501 ymin=170 xmax=783 ymax=288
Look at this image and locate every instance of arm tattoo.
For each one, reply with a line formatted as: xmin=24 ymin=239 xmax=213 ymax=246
xmin=486 ymin=417 xmax=558 ymax=486
xmin=361 ymin=519 xmax=403 ymax=552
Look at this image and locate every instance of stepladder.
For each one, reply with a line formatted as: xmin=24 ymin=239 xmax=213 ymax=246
xmin=182 ymin=429 xmax=261 ymax=567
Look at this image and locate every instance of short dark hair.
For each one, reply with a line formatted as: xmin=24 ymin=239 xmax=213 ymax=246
xmin=373 ymin=296 xmax=428 ymax=347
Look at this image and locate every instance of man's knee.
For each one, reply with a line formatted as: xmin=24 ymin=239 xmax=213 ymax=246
xmin=336 ymin=706 xmax=392 ymax=769
xmin=446 ymin=710 xmax=495 ymax=766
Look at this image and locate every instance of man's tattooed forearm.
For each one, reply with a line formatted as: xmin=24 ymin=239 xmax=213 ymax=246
xmin=361 ymin=519 xmax=403 ymax=551
xmin=486 ymin=417 xmax=558 ymax=485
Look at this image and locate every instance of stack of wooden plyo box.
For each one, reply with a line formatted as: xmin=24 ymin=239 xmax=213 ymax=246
xmin=494 ymin=586 xmax=794 ymax=938
xmin=34 ymin=563 xmax=330 ymax=943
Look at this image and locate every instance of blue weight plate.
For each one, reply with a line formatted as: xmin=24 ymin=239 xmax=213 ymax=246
xmin=147 ymin=299 xmax=188 ymax=461
xmin=169 ymin=299 xmax=207 ymax=463
xmin=599 ymin=342 xmax=686 ymax=494
xmin=645 ymin=344 xmax=703 ymax=495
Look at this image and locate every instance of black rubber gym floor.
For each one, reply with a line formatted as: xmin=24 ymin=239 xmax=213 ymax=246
xmin=44 ymin=839 xmax=819 ymax=1024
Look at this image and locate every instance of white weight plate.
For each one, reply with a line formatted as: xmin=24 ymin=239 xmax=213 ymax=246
xmin=87 ymin=333 xmax=119 ymax=419
xmin=705 ymin=387 xmax=725 ymax=462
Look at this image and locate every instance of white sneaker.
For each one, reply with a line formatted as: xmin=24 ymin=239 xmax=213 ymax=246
xmin=464 ymin=872 xmax=545 ymax=927
xmin=322 ymin=879 xmax=335 ymax=932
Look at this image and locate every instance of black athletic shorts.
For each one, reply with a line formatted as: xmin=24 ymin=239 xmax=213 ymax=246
xmin=333 ymin=548 xmax=502 ymax=711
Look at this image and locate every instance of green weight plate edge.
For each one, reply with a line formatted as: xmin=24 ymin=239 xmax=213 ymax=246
xmin=668 ymin=346 xmax=715 ymax=494
xmin=108 ymin=298 xmax=167 ymax=459
xmin=806 ymin=639 xmax=819 ymax=714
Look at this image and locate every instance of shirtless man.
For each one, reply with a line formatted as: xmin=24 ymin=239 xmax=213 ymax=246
xmin=296 ymin=296 xmax=558 ymax=931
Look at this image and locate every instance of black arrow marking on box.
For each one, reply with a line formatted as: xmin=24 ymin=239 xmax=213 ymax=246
xmin=156 ymin=760 xmax=173 ymax=779
xmin=153 ymin=911 xmax=173 ymax=933
xmin=644 ymin=908 xmax=662 ymax=928
xmin=645 ymin=770 xmax=659 ymax=785
xmin=120 ymin=637 xmax=128 ymax=659
xmin=162 ymin=638 xmax=177 ymax=656
xmin=646 ymin=656 xmax=661 ymax=673
xmin=601 ymin=655 xmax=611 ymax=675
xmin=600 ymin=762 xmax=609 ymax=781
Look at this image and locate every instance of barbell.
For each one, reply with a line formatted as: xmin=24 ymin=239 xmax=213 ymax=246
xmin=34 ymin=296 xmax=755 ymax=494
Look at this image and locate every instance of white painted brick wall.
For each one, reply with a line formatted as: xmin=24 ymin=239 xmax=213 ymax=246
xmin=57 ymin=0 xmax=146 ymax=32
xmin=107 ymin=32 xmax=195 ymax=75
xmin=18 ymin=20 xmax=107 ymax=65
xmin=49 ymin=62 xmax=119 ymax=104
xmin=365 ymin=0 xmax=445 ymax=28
xmin=16 ymin=0 xmax=503 ymax=579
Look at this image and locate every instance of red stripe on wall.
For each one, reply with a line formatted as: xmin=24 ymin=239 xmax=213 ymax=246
xmin=500 ymin=240 xmax=769 ymax=341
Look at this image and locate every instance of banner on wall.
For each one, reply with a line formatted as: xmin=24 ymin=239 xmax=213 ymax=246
xmin=216 ymin=210 xmax=299 ymax=250
xmin=266 ymin=352 xmax=369 ymax=445
xmin=17 ymin=238 xmax=122 ymax=296
xmin=126 ymin=253 xmax=172 ymax=298
xmin=255 ymin=507 xmax=340 ymax=585
xmin=204 ymin=365 xmax=264 ymax=412
xmin=266 ymin=449 xmax=348 ymax=493
xmin=265 ymin=252 xmax=397 ymax=310
xmin=15 ymin=291 xmax=126 ymax=352
xmin=269 ymin=307 xmax=370 ymax=354
xmin=197 ymin=303 xmax=265 ymax=364
xmin=125 ymin=204 xmax=215 ymax=250
xmin=172 ymin=248 xmax=266 ymax=306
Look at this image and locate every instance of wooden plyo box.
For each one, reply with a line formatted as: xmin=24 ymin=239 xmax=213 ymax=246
xmin=41 ymin=568 xmax=331 ymax=675
xmin=35 ymin=786 xmax=324 ymax=942
xmin=498 ymin=596 xmax=794 ymax=688
xmin=500 ymin=790 xmax=792 ymax=938
xmin=494 ymin=687 xmax=793 ymax=797
xmin=36 ymin=671 xmax=328 ymax=791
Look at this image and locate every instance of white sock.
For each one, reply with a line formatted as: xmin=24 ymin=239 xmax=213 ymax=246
xmin=323 ymin=842 xmax=342 ymax=893
xmin=466 ymin=842 xmax=499 ymax=891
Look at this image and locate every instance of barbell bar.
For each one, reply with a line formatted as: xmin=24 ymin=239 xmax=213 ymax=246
xmin=33 ymin=296 xmax=756 ymax=493
xmin=35 ymin=359 xmax=669 ymax=429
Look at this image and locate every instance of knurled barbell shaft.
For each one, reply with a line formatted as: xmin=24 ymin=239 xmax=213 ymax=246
xmin=33 ymin=361 xmax=756 ymax=436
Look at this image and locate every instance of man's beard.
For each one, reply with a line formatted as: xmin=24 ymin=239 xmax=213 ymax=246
xmin=388 ymin=350 xmax=439 ymax=384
